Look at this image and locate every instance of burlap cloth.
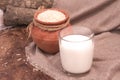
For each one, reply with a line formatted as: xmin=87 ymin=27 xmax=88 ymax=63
xmin=25 ymin=0 xmax=120 ymax=80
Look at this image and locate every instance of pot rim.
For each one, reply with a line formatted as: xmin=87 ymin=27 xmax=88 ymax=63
xmin=34 ymin=8 xmax=69 ymax=25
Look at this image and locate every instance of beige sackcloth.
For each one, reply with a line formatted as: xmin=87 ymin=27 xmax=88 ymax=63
xmin=25 ymin=0 xmax=120 ymax=80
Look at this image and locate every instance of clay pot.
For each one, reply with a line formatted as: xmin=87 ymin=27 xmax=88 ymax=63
xmin=31 ymin=8 xmax=70 ymax=54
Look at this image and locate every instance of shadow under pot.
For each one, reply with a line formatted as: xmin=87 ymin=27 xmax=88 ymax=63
xmin=31 ymin=8 xmax=70 ymax=54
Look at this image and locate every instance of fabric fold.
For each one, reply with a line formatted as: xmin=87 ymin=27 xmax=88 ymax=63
xmin=25 ymin=0 xmax=120 ymax=80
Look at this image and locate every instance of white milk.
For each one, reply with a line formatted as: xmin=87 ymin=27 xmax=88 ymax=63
xmin=59 ymin=35 xmax=94 ymax=73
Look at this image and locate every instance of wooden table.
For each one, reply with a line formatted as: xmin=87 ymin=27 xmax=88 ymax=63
xmin=0 ymin=27 xmax=54 ymax=80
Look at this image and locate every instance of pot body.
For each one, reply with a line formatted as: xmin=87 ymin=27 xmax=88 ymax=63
xmin=31 ymin=25 xmax=60 ymax=54
xmin=31 ymin=8 xmax=70 ymax=54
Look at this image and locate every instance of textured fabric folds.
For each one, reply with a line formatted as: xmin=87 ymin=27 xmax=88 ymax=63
xmin=25 ymin=0 xmax=120 ymax=80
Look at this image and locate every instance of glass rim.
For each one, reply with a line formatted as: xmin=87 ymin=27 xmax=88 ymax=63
xmin=59 ymin=27 xmax=94 ymax=42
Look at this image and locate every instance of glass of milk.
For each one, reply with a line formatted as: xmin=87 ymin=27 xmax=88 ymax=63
xmin=59 ymin=26 xmax=94 ymax=74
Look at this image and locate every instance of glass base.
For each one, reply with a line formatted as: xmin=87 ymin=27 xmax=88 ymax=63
xmin=61 ymin=67 xmax=91 ymax=76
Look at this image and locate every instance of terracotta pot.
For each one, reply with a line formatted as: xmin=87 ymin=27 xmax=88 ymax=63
xmin=31 ymin=8 xmax=70 ymax=54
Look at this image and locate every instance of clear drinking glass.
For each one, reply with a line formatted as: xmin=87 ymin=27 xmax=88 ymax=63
xmin=59 ymin=26 xmax=94 ymax=74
